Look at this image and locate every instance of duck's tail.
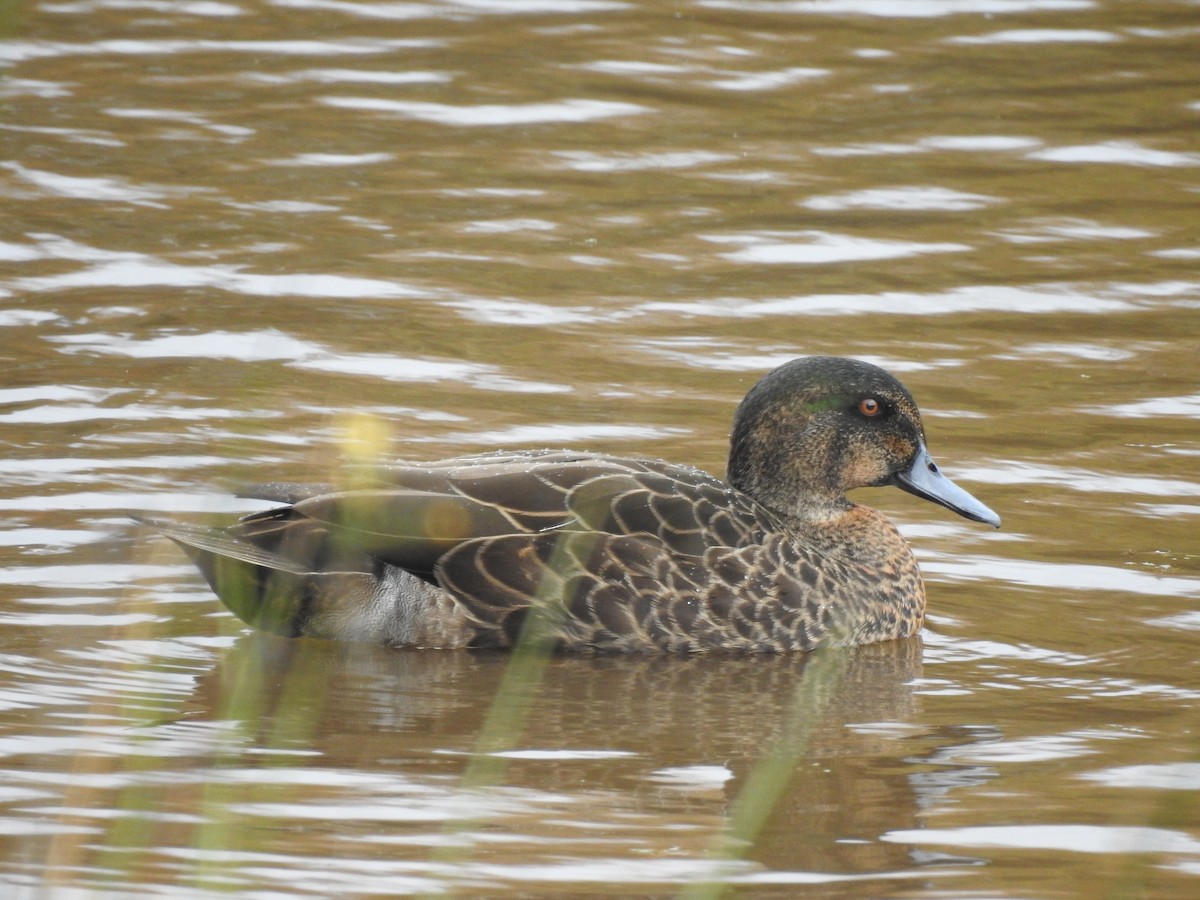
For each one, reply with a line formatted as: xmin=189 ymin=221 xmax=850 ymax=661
xmin=135 ymin=516 xmax=469 ymax=647
xmin=135 ymin=516 xmax=320 ymax=636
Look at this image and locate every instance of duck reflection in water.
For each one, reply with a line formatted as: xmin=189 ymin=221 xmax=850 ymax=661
xmin=141 ymin=356 xmax=999 ymax=652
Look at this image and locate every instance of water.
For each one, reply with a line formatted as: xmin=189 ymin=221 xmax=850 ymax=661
xmin=2 ymin=0 xmax=1199 ymax=896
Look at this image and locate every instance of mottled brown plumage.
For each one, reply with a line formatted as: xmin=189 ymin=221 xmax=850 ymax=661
xmin=141 ymin=356 xmax=999 ymax=653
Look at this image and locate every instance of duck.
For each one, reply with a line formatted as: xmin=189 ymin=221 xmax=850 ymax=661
xmin=140 ymin=356 xmax=999 ymax=653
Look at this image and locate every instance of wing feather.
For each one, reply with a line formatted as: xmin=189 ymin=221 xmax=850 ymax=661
xmin=435 ymin=531 xmax=837 ymax=653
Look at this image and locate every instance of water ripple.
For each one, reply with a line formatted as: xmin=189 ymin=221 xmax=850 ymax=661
xmin=44 ymin=0 xmax=243 ymax=15
xmin=271 ymin=0 xmax=629 ymax=17
xmin=701 ymin=230 xmax=970 ymax=264
xmin=553 ymin=150 xmax=731 ymax=172
xmin=697 ymin=1 xmax=1093 ymax=19
xmin=947 ymin=28 xmax=1119 ymax=44
xmin=803 ymin=186 xmax=1001 ymax=212
xmin=883 ymin=824 xmax=1200 ymax=855
xmin=962 ymin=461 xmax=1200 ymax=497
xmin=707 ymin=66 xmax=829 ymax=91
xmin=2 ymin=161 xmax=207 ymax=206
xmin=0 ymin=38 xmax=425 ymax=63
xmin=921 ymin=553 xmax=1200 ymax=599
xmin=320 ymin=97 xmax=649 ymax=126
xmin=640 ymin=284 xmax=1136 ymax=318
xmin=1030 ymin=141 xmax=1200 ymax=167
xmin=1081 ymin=763 xmax=1200 ymax=790
xmin=6 ymin=235 xmax=421 ymax=297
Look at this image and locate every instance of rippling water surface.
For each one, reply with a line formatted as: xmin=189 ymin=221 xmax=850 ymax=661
xmin=2 ymin=0 xmax=1199 ymax=896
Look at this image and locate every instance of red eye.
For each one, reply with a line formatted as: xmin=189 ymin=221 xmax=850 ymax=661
xmin=858 ymin=398 xmax=881 ymax=417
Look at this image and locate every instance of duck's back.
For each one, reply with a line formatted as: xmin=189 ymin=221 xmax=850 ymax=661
xmin=238 ymin=448 xmax=779 ymax=560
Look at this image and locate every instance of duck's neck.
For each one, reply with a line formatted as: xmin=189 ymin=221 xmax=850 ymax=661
xmin=727 ymin=412 xmax=859 ymax=525
xmin=727 ymin=454 xmax=853 ymax=527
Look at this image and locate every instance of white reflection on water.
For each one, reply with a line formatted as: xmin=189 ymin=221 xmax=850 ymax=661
xmin=442 ymin=0 xmax=629 ymax=13
xmin=961 ymin=461 xmax=1200 ymax=498
xmin=1139 ymin=504 xmax=1200 ymax=518
xmin=707 ymin=67 xmax=829 ymax=91
xmin=33 ymin=327 xmax=566 ymax=392
xmin=461 ymin=218 xmax=557 ymax=234
xmin=0 ymin=309 xmax=59 ymax=325
xmin=104 ymin=107 xmax=253 ymax=138
xmin=1 ymin=610 xmax=160 ymax=629
xmin=697 ymin=0 xmax=1092 ymax=16
xmin=242 ymin=67 xmax=452 ymax=85
xmin=921 ymin=135 xmax=1043 ymax=151
xmin=648 ymin=764 xmax=733 ymax=791
xmin=320 ymin=97 xmax=649 ymax=125
xmin=0 ymin=722 xmax=262 ymax=759
xmin=940 ymin=730 xmax=1120 ymax=764
xmin=803 ymin=186 xmax=1000 ymax=212
xmin=997 ymin=341 xmax=1134 ymax=362
xmin=0 ymin=528 xmax=102 ymax=548
xmin=1031 ymin=141 xmax=1200 ymax=167
xmin=0 ymin=562 xmax=190 ymax=587
xmin=1148 ymin=610 xmax=1200 ymax=632
xmin=0 ymin=402 xmax=273 ymax=425
xmin=263 ymin=152 xmax=394 ymax=167
xmin=44 ymin=0 xmax=243 ymax=16
xmin=271 ymin=0 xmax=629 ymax=17
xmin=0 ymin=38 xmax=426 ymax=64
xmin=814 ymin=134 xmax=1044 ymax=156
xmin=268 ymin=0 xmax=440 ymax=20
xmin=552 ymin=150 xmax=732 ymax=171
xmin=921 ymin=632 xmax=1092 ymax=667
xmin=0 ymin=122 xmax=123 ymax=148
xmin=992 ymin=220 xmax=1155 ymax=243
xmin=1081 ymin=763 xmax=1200 ymax=790
xmin=702 ymin=230 xmax=970 ymax=265
xmin=4 ymin=234 xmax=421 ymax=297
xmin=295 ymin=353 xmax=569 ymax=393
xmin=920 ymin=553 xmax=1200 ymax=599
xmin=48 ymin=329 xmax=316 ymax=361
xmin=883 ymin=824 xmax=1200 ymax=855
xmin=443 ymin=296 xmax=621 ymax=326
xmin=635 ymin=342 xmax=959 ymax=374
xmin=946 ymin=28 xmax=1119 ymax=44
xmin=1096 ymin=394 xmax=1200 ymax=418
xmin=0 ymin=491 xmax=271 ymax=514
xmin=16 ymin=258 xmax=417 ymax=298
xmin=0 ymin=78 xmax=72 ymax=98
xmin=0 ymin=385 xmax=122 ymax=405
xmin=640 ymin=284 xmax=1136 ymax=318
xmin=578 ymin=60 xmax=691 ymax=76
xmin=483 ymin=749 xmax=635 ymax=760
xmin=2 ymin=161 xmax=207 ymax=206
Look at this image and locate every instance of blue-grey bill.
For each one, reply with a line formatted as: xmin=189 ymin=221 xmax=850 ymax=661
xmin=893 ymin=444 xmax=1001 ymax=528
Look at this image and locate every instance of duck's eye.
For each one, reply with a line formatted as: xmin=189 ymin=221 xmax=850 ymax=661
xmin=858 ymin=397 xmax=882 ymax=417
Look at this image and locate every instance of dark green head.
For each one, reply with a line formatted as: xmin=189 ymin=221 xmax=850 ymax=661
xmin=727 ymin=356 xmax=999 ymax=527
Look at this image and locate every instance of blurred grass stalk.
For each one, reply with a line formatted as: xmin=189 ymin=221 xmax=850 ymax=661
xmin=681 ymin=646 xmax=850 ymax=899
xmin=420 ymin=498 xmax=577 ymax=894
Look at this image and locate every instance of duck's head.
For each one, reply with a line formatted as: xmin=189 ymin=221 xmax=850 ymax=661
xmin=727 ymin=356 xmax=1000 ymax=528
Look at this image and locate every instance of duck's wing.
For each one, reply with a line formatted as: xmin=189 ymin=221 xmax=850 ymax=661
xmin=437 ymin=531 xmax=835 ymax=653
xmin=155 ymin=452 xmax=789 ymax=648
xmin=244 ymin=452 xmax=778 ymax=579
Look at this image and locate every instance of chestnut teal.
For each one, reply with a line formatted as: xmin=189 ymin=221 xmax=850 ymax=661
xmin=141 ymin=356 xmax=999 ymax=653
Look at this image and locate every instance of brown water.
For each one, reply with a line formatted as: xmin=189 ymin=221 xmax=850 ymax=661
xmin=2 ymin=0 xmax=1199 ymax=896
